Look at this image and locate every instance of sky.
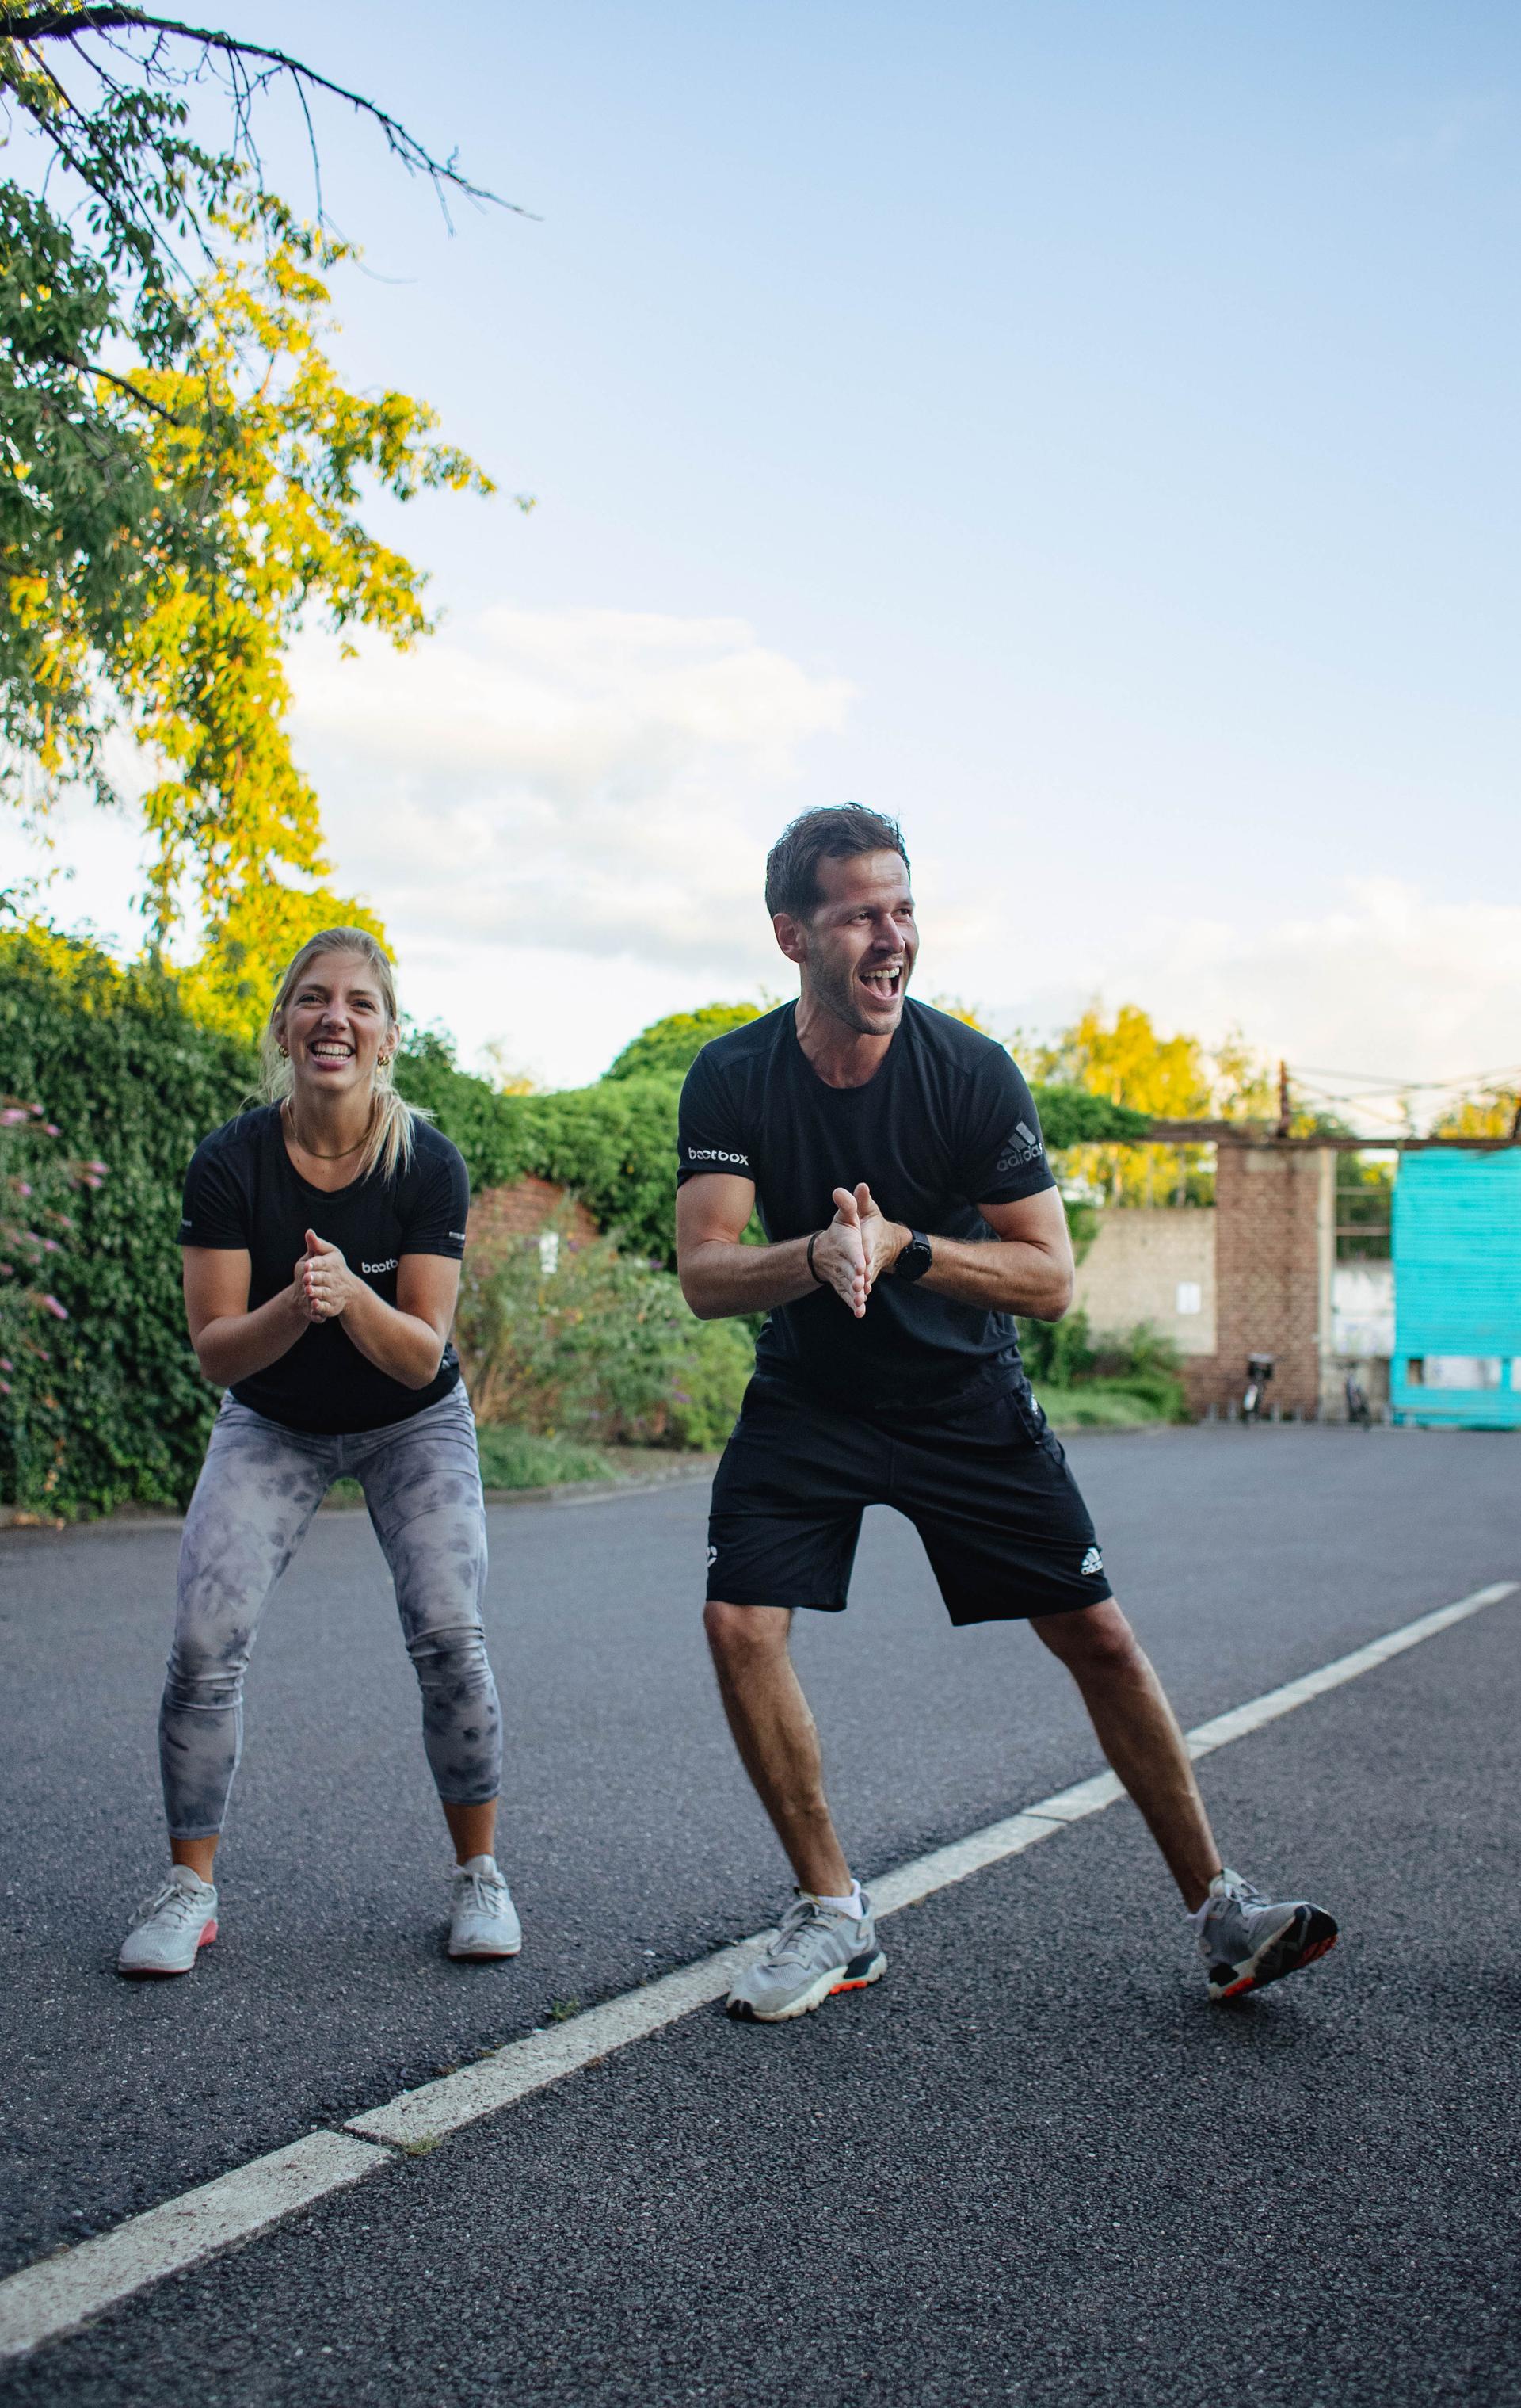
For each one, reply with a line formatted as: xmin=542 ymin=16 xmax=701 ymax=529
xmin=7 ymin=2 xmax=1521 ymax=1122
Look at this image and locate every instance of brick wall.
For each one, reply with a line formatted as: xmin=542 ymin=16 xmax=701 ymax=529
xmin=1183 ymin=1144 xmax=1325 ymax=1416
xmin=1072 ymin=1207 xmax=1217 ymax=1356
xmin=469 ymin=1175 xmax=599 ymax=1265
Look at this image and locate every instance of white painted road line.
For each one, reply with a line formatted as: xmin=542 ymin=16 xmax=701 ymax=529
xmin=0 ymin=2133 xmax=386 ymax=2366
xmin=1180 ymin=1582 xmax=1517 ymax=1757
xmin=2 ymin=1577 xmax=1514 ymax=2364
xmin=347 ymin=1937 xmax=772 ymax=2149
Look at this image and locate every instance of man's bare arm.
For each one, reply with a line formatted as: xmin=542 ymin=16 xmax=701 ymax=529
xmin=676 ymin=1175 xmax=870 ymax=1320
xmin=844 ymin=1182 xmax=1075 ymax=1321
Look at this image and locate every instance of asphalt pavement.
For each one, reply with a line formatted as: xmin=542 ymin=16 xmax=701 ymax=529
xmin=2 ymin=1425 xmax=1518 ymax=2404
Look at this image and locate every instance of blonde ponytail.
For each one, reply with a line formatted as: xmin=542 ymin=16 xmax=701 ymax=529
xmin=261 ymin=929 xmax=432 ymax=1183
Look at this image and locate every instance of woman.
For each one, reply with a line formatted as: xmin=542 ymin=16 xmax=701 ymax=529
xmin=118 ymin=929 xmax=518 ymax=1975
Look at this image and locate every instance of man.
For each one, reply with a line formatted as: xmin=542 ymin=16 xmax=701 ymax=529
xmin=677 ymin=803 xmax=1337 ymax=2023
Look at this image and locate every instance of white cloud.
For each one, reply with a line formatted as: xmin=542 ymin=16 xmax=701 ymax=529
xmin=970 ymin=879 xmax=1521 ymax=1126
xmin=6 ymin=602 xmax=1519 ymax=1113
xmin=292 ymin=605 xmax=856 ymax=976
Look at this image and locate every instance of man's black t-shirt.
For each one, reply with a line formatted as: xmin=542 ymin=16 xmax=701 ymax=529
xmin=178 ymin=1105 xmax=469 ymax=1433
xmin=677 ymin=1001 xmax=1058 ymax=1410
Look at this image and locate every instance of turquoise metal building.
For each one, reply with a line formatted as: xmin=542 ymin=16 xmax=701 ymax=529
xmin=1391 ymin=1149 xmax=1521 ymax=1429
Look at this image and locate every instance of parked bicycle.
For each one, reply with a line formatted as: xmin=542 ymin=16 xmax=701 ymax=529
xmin=1241 ymin=1352 xmax=1275 ymax=1423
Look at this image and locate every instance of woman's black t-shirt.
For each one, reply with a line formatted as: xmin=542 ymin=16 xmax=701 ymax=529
xmin=178 ymin=1105 xmax=470 ymax=1433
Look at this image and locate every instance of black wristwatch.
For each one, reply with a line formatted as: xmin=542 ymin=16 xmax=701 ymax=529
xmin=893 ymin=1229 xmax=933 ymax=1282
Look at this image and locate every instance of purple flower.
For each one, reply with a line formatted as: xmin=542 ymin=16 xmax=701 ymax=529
xmin=41 ymin=1295 xmax=67 ymax=1320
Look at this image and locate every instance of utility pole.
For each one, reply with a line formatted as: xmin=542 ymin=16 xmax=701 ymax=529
xmin=1276 ymin=1059 xmax=1292 ymax=1139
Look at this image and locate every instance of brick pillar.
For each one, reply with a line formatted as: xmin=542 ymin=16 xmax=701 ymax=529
xmin=1199 ymin=1144 xmax=1325 ymax=1416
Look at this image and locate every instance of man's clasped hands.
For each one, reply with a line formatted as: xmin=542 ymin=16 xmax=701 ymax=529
xmin=810 ymin=1184 xmax=911 ymax=1320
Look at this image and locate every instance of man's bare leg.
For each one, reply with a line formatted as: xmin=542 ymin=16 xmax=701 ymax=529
xmin=704 ymin=1600 xmax=853 ymax=1896
xmin=1031 ymin=1596 xmax=1221 ymax=1911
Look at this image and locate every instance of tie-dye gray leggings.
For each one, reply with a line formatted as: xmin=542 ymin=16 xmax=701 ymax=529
xmin=161 ymin=1383 xmax=501 ymax=1839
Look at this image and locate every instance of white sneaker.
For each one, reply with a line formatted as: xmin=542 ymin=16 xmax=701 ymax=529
xmin=448 ymin=1856 xmax=521 ymax=1959
xmin=117 ymin=1867 xmax=219 ymax=1977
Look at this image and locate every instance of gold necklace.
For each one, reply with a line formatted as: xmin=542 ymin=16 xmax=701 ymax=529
xmin=283 ymin=1099 xmax=371 ymax=1162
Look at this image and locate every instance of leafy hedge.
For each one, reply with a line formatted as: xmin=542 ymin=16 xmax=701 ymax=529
xmin=0 ymin=927 xmax=253 ymax=1516
xmin=397 ymin=1031 xmax=686 ymax=1265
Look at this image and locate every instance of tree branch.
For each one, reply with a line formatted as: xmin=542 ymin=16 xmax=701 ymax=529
xmin=59 ymin=349 xmax=181 ymax=414
xmin=0 ymin=6 xmax=535 ymax=216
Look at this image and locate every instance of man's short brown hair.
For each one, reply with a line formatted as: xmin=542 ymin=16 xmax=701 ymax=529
xmin=764 ymin=803 xmax=910 ymax=921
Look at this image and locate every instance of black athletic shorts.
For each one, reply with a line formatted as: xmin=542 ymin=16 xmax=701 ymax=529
xmin=707 ymin=1375 xmax=1113 ymax=1626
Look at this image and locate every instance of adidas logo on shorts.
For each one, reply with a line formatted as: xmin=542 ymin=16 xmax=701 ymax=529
xmin=1081 ymin=1545 xmax=1104 ymax=1576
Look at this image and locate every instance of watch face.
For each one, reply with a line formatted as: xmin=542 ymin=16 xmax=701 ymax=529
xmin=897 ymin=1232 xmax=932 ymax=1281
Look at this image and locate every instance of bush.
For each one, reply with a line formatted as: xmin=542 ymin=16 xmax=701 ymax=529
xmin=1017 ymin=1304 xmax=1098 ymax=1389
xmin=474 ymin=1426 xmax=621 ymax=1490
xmin=0 ymin=926 xmax=253 ymax=1517
xmin=455 ymin=1216 xmax=752 ymax=1452
xmin=1018 ymin=1311 xmax=1187 ymax=1425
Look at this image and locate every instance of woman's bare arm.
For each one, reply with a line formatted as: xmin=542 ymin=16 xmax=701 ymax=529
xmin=182 ymin=1246 xmax=313 ymax=1386
xmin=303 ymin=1241 xmax=460 ymax=1388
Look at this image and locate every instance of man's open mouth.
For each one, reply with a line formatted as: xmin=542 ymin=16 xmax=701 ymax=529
xmin=858 ymin=964 xmax=903 ymax=1003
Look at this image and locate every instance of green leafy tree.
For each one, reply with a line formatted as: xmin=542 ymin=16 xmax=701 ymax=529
xmin=1035 ymin=1003 xmax=1270 ymax=1205
xmin=1430 ymin=1088 xmax=1521 ymax=1141
xmin=119 ymin=197 xmax=492 ymax=1035
xmin=2 ymin=8 xmax=513 ymax=1028
xmin=603 ymin=1002 xmax=763 ymax=1082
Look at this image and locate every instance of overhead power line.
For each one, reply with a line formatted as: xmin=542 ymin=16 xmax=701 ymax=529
xmin=1287 ymin=1063 xmax=1521 ymax=1098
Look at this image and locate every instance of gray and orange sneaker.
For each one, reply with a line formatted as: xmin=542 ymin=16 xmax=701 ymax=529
xmin=727 ymin=1889 xmax=886 ymax=2022
xmin=116 ymin=1867 xmax=219 ymax=1977
xmin=1194 ymin=1869 xmax=1337 ymax=2002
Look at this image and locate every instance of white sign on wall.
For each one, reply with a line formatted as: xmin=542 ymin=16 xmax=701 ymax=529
xmin=1332 ymin=1261 xmax=1394 ymax=1358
